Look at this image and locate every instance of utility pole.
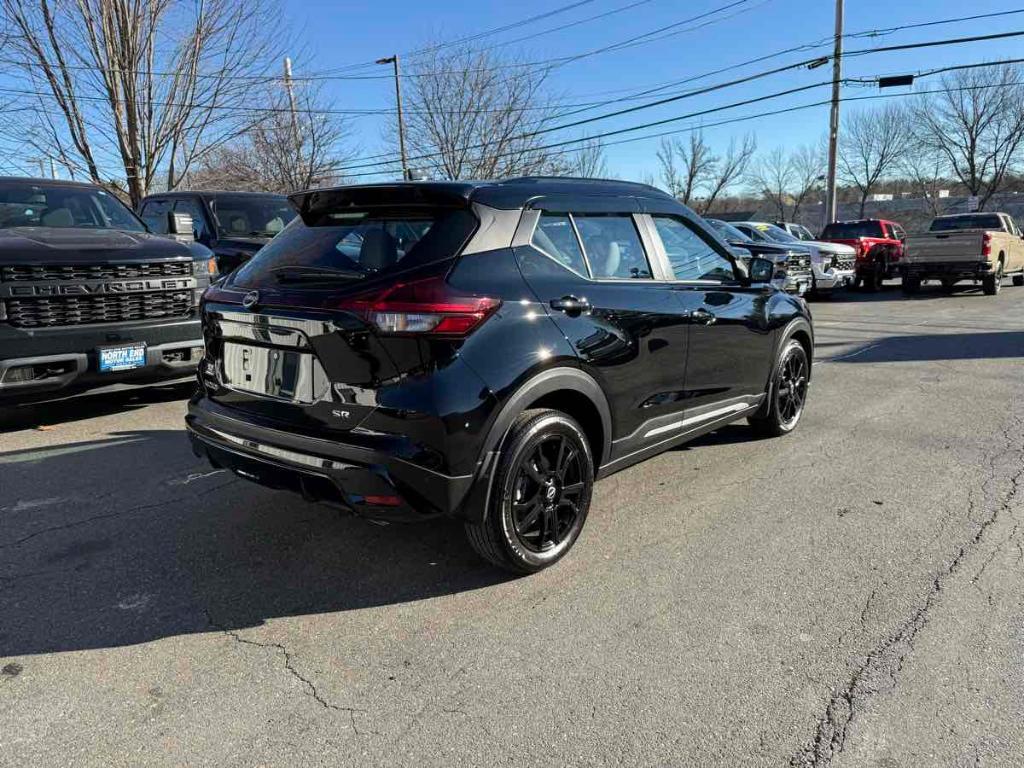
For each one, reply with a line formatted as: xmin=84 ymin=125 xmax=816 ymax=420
xmin=376 ymin=55 xmax=409 ymax=181
xmin=283 ymin=57 xmax=303 ymax=163
xmin=823 ymin=0 xmax=844 ymax=229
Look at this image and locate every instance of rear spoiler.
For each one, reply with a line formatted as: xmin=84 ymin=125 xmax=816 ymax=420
xmin=288 ymin=184 xmax=472 ymax=225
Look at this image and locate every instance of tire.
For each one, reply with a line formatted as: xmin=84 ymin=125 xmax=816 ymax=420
xmin=748 ymin=338 xmax=809 ymax=438
xmin=902 ymin=275 xmax=921 ymax=294
xmin=862 ymin=263 xmax=884 ymax=292
xmin=1013 ymin=273 xmax=1024 ymax=287
xmin=464 ymin=409 xmax=594 ymax=574
xmin=982 ymin=261 xmax=1003 ymax=296
xmin=941 ymin=278 xmax=957 ymax=292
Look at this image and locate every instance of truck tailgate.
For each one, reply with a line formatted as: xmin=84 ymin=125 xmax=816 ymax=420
xmin=905 ymin=231 xmax=984 ymax=263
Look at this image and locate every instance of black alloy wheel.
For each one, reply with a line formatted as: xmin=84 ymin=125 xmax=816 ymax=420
xmin=749 ymin=338 xmax=809 ymax=437
xmin=509 ymin=433 xmax=587 ymax=554
xmin=465 ymin=409 xmax=594 ymax=573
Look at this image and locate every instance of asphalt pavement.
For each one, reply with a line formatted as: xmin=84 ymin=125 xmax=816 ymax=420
xmin=2 ymin=280 xmax=1023 ymax=767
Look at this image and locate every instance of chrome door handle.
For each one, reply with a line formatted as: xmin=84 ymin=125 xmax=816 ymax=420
xmin=690 ymin=308 xmax=717 ymax=325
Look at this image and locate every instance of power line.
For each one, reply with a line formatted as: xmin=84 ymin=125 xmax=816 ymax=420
xmin=330 ymin=29 xmax=1024 ymax=174
xmin=345 ymin=79 xmax=1022 ymax=181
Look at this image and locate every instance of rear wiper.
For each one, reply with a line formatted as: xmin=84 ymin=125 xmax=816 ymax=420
xmin=272 ymin=265 xmax=366 ymax=283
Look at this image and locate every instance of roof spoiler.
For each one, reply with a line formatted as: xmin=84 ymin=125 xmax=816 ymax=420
xmin=288 ymin=184 xmax=472 ymax=224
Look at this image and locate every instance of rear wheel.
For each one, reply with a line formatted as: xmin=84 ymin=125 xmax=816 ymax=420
xmin=749 ymin=339 xmax=809 ymax=438
xmin=1013 ymin=274 xmax=1024 ymax=287
xmin=862 ymin=263 xmax=884 ymax=292
xmin=464 ymin=409 xmax=594 ymax=574
xmin=982 ymin=261 xmax=1003 ymax=296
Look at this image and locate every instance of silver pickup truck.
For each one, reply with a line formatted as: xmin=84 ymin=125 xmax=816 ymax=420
xmin=902 ymin=212 xmax=1024 ymax=295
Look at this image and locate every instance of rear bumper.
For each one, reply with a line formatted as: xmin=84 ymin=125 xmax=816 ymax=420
xmin=186 ymin=395 xmax=476 ymax=521
xmin=902 ymin=261 xmax=992 ymax=279
xmin=0 ymin=318 xmax=203 ymax=401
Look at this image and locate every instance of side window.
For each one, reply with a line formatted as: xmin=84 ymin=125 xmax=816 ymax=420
xmin=574 ymin=214 xmax=652 ymax=279
xmin=653 ymin=216 xmax=736 ymax=283
xmin=173 ymin=197 xmax=209 ymax=241
xmin=140 ymin=199 xmax=170 ymax=233
xmin=531 ymin=214 xmax=588 ymax=276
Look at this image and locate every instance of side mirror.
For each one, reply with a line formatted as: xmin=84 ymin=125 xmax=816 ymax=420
xmin=168 ymin=211 xmax=195 ymax=243
xmin=748 ymin=257 xmax=775 ymax=283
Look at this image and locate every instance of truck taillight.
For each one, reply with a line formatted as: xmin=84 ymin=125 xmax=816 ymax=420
xmin=982 ymin=232 xmax=992 ymax=257
xmin=338 ymin=276 xmax=501 ymax=336
xmin=854 ymin=238 xmax=868 ymax=260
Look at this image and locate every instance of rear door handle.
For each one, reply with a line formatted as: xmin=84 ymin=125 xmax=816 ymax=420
xmin=550 ymin=295 xmax=591 ymax=315
xmin=690 ymin=308 xmax=717 ymax=325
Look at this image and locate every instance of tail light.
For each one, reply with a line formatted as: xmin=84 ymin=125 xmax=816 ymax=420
xmin=982 ymin=233 xmax=992 ymax=258
xmin=854 ymin=239 xmax=868 ymax=260
xmin=338 ymin=275 xmax=501 ymax=336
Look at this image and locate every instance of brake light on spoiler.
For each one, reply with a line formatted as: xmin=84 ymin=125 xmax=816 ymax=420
xmin=338 ymin=275 xmax=501 ymax=336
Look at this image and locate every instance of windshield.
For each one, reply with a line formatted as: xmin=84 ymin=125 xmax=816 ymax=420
xmin=230 ymin=207 xmax=478 ymax=288
xmin=822 ymin=221 xmax=885 ymax=239
xmin=748 ymin=223 xmax=800 ymax=243
xmin=210 ymin=196 xmax=297 ymax=238
xmin=0 ymin=182 xmax=145 ymax=231
xmin=707 ymin=219 xmax=751 ymax=242
xmin=930 ymin=215 xmax=1003 ymax=232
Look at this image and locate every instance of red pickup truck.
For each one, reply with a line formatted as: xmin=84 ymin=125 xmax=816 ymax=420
xmin=819 ymin=219 xmax=906 ymax=291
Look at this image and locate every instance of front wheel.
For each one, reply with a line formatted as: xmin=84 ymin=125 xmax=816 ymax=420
xmin=464 ymin=409 xmax=594 ymax=574
xmin=749 ymin=338 xmax=809 ymax=438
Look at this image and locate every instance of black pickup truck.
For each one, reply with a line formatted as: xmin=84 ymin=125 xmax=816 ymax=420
xmin=138 ymin=190 xmax=295 ymax=274
xmin=0 ymin=177 xmax=217 ymax=403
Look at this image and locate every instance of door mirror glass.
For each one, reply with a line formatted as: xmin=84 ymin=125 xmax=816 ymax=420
xmin=748 ymin=257 xmax=774 ymax=283
xmin=168 ymin=211 xmax=195 ymax=242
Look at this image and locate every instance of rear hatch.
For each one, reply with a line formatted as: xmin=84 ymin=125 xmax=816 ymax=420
xmin=199 ymin=186 xmax=490 ymax=438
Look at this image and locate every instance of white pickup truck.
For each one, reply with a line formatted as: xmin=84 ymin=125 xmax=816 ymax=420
xmin=902 ymin=212 xmax=1024 ymax=295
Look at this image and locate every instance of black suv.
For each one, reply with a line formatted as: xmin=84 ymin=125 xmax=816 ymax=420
xmin=139 ymin=191 xmax=296 ymax=274
xmin=0 ymin=177 xmax=216 ymax=402
xmin=186 ymin=178 xmax=813 ymax=572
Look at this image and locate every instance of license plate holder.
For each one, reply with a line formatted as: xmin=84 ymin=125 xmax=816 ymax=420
xmin=98 ymin=343 xmax=147 ymax=372
xmin=221 ymin=342 xmax=318 ymax=403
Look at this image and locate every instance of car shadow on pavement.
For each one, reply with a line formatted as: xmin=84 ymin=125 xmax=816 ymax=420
xmin=0 ymin=428 xmax=511 ymax=658
xmin=0 ymin=381 xmax=197 ymax=433
xmin=821 ymin=282 xmax=999 ymax=303
xmin=826 ymin=330 xmax=1024 ymax=363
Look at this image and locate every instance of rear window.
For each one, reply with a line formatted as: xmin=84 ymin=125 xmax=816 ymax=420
xmin=930 ymin=215 xmax=1003 ymax=232
xmin=230 ymin=207 xmax=477 ymax=288
xmin=821 ymin=221 xmax=884 ymax=239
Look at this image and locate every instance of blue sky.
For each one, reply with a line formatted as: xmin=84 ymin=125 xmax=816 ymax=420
xmin=281 ymin=0 xmax=1022 ymax=183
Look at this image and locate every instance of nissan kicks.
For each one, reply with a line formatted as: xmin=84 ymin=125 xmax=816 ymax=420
xmin=187 ymin=178 xmax=813 ymax=573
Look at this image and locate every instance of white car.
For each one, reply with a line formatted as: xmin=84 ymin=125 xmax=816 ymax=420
xmin=732 ymin=222 xmax=856 ymax=293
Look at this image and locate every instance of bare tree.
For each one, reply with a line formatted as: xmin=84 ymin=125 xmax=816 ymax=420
xmin=398 ymin=46 xmax=564 ymax=180
xmin=899 ymin=140 xmax=954 ymax=219
xmin=657 ymin=131 xmax=755 ymax=214
xmin=700 ymin=133 xmax=756 ymax=214
xmin=1 ymin=0 xmax=283 ymax=206
xmin=839 ymin=103 xmax=909 ymax=217
xmin=748 ymin=144 xmax=823 ymax=221
xmin=560 ymin=137 xmax=608 ymax=178
xmin=910 ymin=64 xmax=1024 ymax=210
xmin=788 ymin=143 xmax=824 ymax=221
xmin=748 ymin=147 xmax=793 ymax=221
xmin=657 ymin=132 xmax=715 ymax=207
xmin=191 ymin=82 xmax=352 ymax=193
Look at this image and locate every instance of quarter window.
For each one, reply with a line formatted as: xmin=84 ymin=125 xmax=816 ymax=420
xmin=173 ymin=198 xmax=209 ymax=241
xmin=574 ymin=215 xmax=652 ymax=279
xmin=531 ymin=214 xmax=588 ymax=276
xmin=140 ymin=199 xmax=170 ymax=233
xmin=653 ymin=216 xmax=736 ymax=282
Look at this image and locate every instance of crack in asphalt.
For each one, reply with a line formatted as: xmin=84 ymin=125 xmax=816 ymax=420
xmin=0 ymin=498 xmax=185 ymax=550
xmin=203 ymin=610 xmax=366 ymax=733
xmin=791 ymin=414 xmax=1024 ymax=768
